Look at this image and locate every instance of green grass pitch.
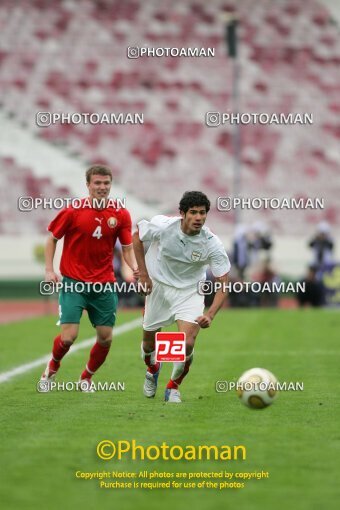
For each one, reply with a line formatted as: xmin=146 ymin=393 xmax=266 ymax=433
xmin=1 ymin=308 xmax=339 ymax=510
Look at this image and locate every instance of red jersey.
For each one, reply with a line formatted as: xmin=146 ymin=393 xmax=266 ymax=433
xmin=48 ymin=199 xmax=132 ymax=282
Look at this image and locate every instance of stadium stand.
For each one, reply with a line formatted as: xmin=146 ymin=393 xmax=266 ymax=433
xmin=0 ymin=0 xmax=339 ymax=235
xmin=0 ymin=155 xmax=71 ymax=234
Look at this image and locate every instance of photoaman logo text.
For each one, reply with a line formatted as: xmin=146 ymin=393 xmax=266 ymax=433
xmin=96 ymin=440 xmax=246 ymax=461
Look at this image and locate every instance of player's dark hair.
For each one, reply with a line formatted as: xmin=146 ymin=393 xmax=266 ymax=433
xmin=179 ymin=191 xmax=210 ymax=214
xmin=86 ymin=165 xmax=112 ymax=183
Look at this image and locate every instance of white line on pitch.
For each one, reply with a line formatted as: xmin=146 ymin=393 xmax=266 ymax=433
xmin=0 ymin=317 xmax=142 ymax=384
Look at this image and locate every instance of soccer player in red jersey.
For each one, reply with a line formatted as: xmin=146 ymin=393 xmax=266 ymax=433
xmin=39 ymin=165 xmax=138 ymax=391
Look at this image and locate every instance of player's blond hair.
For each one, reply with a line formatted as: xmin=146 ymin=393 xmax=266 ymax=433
xmin=86 ymin=165 xmax=112 ymax=183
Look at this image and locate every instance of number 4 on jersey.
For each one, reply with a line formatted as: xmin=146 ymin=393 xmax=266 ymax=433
xmin=92 ymin=226 xmax=103 ymax=239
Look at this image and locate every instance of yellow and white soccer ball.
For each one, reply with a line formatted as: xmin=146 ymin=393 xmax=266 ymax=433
xmin=236 ymin=367 xmax=278 ymax=409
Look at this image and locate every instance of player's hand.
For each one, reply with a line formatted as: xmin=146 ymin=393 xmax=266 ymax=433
xmin=132 ymin=268 xmax=140 ymax=280
xmin=196 ymin=315 xmax=212 ymax=328
xmin=45 ymin=271 xmax=60 ymax=283
xmin=138 ymin=275 xmax=153 ymax=296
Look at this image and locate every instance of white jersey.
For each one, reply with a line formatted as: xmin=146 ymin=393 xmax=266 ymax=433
xmin=138 ymin=215 xmax=231 ymax=289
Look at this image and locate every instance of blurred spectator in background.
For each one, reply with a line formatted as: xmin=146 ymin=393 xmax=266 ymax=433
xmin=248 ymin=222 xmax=273 ymax=266
xmin=232 ymin=222 xmax=273 ymax=280
xmin=228 ymin=272 xmax=258 ymax=308
xmin=297 ymin=266 xmax=325 ymax=308
xmin=253 ymin=257 xmax=280 ymax=308
xmin=232 ymin=224 xmax=250 ymax=279
xmin=309 ymin=222 xmax=334 ymax=269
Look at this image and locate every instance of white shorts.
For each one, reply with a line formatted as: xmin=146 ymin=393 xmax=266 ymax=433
xmin=143 ymin=280 xmax=205 ymax=331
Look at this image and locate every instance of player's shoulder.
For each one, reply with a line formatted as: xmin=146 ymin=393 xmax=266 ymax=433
xmin=104 ymin=198 xmax=128 ymax=211
xmin=77 ymin=197 xmax=92 ymax=209
xmin=201 ymin=225 xmax=224 ymax=248
xmin=150 ymin=215 xmax=180 ymax=229
xmin=54 ymin=203 xmax=76 ymax=217
xmin=114 ymin=205 xmax=131 ymax=219
xmin=101 ymin=199 xmax=132 ymax=222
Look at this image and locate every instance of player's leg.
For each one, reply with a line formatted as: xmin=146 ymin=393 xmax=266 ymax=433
xmin=141 ymin=281 xmax=173 ymax=397
xmin=79 ymin=285 xmax=118 ymax=388
xmin=41 ymin=323 xmax=80 ymax=383
xmin=165 ymin=320 xmax=200 ymax=403
xmin=142 ymin=328 xmax=162 ymax=398
xmin=40 ymin=279 xmax=84 ymax=385
xmin=142 ymin=328 xmax=160 ymax=372
xmin=80 ymin=325 xmax=113 ymax=382
xmin=164 ymin=285 xmax=204 ymax=403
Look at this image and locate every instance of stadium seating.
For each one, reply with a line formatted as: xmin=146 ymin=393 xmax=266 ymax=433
xmin=0 ymin=156 xmax=71 ymax=234
xmin=0 ymin=0 xmax=339 ymax=235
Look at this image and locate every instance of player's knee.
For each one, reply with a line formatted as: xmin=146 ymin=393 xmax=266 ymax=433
xmin=61 ymin=327 xmax=78 ymax=344
xmin=142 ymin=340 xmax=155 ymax=353
xmin=186 ymin=344 xmax=194 ymax=356
xmin=186 ymin=343 xmax=194 ymax=356
xmin=98 ymin=336 xmax=112 ymax=347
xmin=62 ymin=338 xmax=76 ymax=347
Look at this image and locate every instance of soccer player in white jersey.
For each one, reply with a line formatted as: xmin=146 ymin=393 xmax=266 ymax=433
xmin=133 ymin=191 xmax=231 ymax=403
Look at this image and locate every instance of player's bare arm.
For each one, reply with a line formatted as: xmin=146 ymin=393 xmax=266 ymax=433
xmin=132 ymin=230 xmax=153 ymax=295
xmin=45 ymin=234 xmax=60 ymax=283
xmin=196 ymin=273 xmax=229 ymax=328
xmin=121 ymin=244 xmax=139 ymax=277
